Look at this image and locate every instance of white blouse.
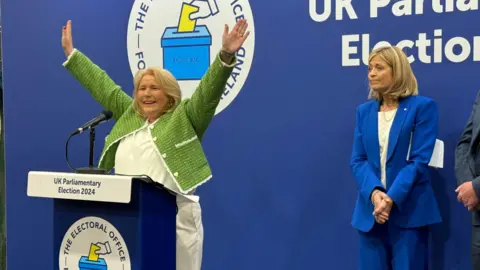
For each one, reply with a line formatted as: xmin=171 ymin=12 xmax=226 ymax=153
xmin=378 ymin=109 xmax=397 ymax=188
xmin=114 ymin=119 xmax=181 ymax=193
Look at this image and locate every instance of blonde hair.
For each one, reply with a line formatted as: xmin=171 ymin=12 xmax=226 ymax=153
xmin=368 ymin=46 xmax=418 ymax=100
xmin=132 ymin=67 xmax=182 ymax=118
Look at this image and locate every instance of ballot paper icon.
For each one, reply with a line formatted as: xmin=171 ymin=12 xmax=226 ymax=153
xmin=177 ymin=2 xmax=199 ymax=33
xmin=160 ymin=2 xmax=217 ymax=80
xmin=78 ymin=242 xmax=111 ymax=270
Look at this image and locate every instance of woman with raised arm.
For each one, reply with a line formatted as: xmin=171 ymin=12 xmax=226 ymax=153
xmin=61 ymin=19 xmax=250 ymax=270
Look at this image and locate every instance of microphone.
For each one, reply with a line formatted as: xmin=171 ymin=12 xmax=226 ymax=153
xmin=71 ymin=110 xmax=113 ymax=136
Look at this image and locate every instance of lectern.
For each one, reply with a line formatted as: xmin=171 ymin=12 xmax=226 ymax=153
xmin=27 ymin=171 xmax=176 ymax=270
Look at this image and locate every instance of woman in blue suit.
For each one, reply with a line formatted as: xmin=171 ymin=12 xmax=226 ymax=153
xmin=350 ymin=46 xmax=442 ymax=270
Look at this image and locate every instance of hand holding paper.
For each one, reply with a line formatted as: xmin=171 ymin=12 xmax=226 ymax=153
xmin=94 ymin=241 xmax=112 ymax=255
xmin=189 ymin=0 xmax=219 ymax=20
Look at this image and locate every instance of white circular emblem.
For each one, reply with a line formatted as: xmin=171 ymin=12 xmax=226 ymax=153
xmin=126 ymin=0 xmax=255 ymax=115
xmin=58 ymin=216 xmax=131 ymax=270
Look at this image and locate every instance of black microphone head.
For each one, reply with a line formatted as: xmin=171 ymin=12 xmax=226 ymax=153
xmin=102 ymin=110 xmax=113 ymax=120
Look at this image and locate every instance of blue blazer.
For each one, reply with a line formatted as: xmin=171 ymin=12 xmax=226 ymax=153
xmin=350 ymin=95 xmax=442 ymax=232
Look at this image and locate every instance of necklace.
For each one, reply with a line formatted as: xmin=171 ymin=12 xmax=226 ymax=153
xmin=382 ymin=110 xmax=395 ymax=122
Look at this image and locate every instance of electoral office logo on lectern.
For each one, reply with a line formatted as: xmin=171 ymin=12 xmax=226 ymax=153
xmin=126 ymin=0 xmax=255 ymax=115
xmin=59 ymin=216 xmax=131 ymax=270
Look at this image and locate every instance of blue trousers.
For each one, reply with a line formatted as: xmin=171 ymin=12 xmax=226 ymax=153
xmin=358 ymin=222 xmax=429 ymax=270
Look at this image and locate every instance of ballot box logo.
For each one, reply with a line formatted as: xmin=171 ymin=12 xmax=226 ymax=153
xmin=127 ymin=0 xmax=256 ymax=115
xmin=58 ymin=216 xmax=131 ymax=270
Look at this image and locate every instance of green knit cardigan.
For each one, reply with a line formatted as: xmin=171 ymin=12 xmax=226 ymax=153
xmin=64 ymin=49 xmax=236 ymax=193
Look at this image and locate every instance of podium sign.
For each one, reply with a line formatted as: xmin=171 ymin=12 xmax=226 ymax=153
xmin=27 ymin=171 xmax=133 ymax=203
xmin=27 ymin=171 xmax=177 ymax=270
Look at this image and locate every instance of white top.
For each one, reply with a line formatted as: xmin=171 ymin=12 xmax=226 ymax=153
xmin=378 ymin=109 xmax=397 ymax=188
xmin=114 ymin=119 xmax=182 ymax=194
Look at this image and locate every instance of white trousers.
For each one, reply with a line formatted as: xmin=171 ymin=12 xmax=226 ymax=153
xmin=176 ymin=196 xmax=204 ymax=270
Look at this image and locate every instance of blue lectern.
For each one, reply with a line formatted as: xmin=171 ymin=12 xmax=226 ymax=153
xmin=27 ymin=171 xmax=176 ymax=270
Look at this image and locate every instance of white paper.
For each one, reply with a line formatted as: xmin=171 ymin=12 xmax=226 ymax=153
xmin=406 ymin=137 xmax=444 ymax=168
xmin=428 ymin=139 xmax=444 ymax=168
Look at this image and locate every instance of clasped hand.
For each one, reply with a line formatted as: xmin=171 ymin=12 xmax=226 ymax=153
xmin=371 ymin=190 xmax=393 ymax=224
xmin=456 ymin=182 xmax=479 ymax=211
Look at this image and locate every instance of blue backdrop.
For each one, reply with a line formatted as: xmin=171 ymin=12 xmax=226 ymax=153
xmin=2 ymin=0 xmax=478 ymax=269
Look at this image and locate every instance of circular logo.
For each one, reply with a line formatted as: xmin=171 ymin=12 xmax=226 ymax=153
xmin=126 ymin=0 xmax=255 ymax=115
xmin=59 ymin=216 xmax=131 ymax=270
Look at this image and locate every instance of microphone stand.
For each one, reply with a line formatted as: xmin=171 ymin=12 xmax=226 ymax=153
xmin=75 ymin=126 xmax=107 ymax=174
